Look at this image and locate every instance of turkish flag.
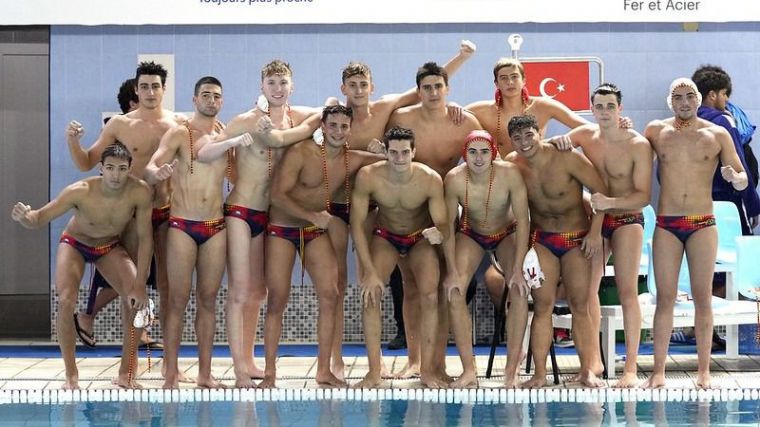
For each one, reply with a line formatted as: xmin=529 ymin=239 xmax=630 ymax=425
xmin=522 ymin=61 xmax=591 ymax=112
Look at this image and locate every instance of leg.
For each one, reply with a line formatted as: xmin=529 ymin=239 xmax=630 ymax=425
xmin=560 ymin=249 xmax=605 ymax=388
xmin=406 ymin=242 xmax=445 ymax=388
xmin=610 ymin=226 xmax=644 ymax=388
xmin=585 ymin=242 xmax=609 ymax=378
xmin=449 ymin=235 xmax=485 ymax=388
xmin=242 ymin=234 xmax=267 ymax=379
xmin=685 ymin=226 xmax=718 ymax=389
xmin=95 ymin=246 xmax=143 ymax=389
xmin=194 ymin=230 xmax=228 ymax=389
xmin=521 ymin=246 xmax=560 ymax=389
xmin=393 ymin=260 xmax=421 ymax=379
xmin=493 ymin=235 xmax=529 ymax=388
xmin=642 ymin=228 xmax=684 ymax=389
xmin=259 ymin=237 xmax=297 ymax=388
xmin=304 ymin=235 xmax=345 ymax=387
xmin=388 ymin=267 xmax=406 ymax=346
xmin=54 ymin=244 xmax=87 ymax=390
xmin=161 ymin=229 xmax=198 ymax=389
xmin=225 ymin=217 xmax=263 ymax=387
xmin=327 ymin=220 xmax=349 ymax=381
xmin=354 ymin=237 xmax=399 ymax=388
xmin=153 ymin=223 xmax=170 ymax=341
xmin=76 ymin=276 xmax=118 ymax=341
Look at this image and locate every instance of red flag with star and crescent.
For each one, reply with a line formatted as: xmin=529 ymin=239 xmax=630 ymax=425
xmin=522 ymin=61 xmax=591 ymax=112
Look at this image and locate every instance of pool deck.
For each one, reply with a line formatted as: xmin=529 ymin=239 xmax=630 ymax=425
xmin=2 ymin=344 xmax=760 ymax=391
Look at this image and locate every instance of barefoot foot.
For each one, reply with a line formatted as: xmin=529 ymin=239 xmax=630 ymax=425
xmin=197 ymin=375 xmax=227 ymax=389
xmin=450 ymin=370 xmax=477 ymax=388
xmin=521 ymin=374 xmax=547 ymax=389
xmin=612 ymin=372 xmax=639 ymax=388
xmin=641 ymin=373 xmax=666 ymax=389
xmin=393 ymin=363 xmax=420 ymax=379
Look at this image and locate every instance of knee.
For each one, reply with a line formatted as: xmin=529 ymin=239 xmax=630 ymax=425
xmin=57 ymin=293 xmax=78 ymax=314
xmin=532 ymin=298 xmax=555 ymax=316
xmin=616 ymin=282 xmax=639 ymax=302
xmin=420 ymin=289 xmax=438 ymax=306
xmin=250 ymin=286 xmax=267 ymax=303
xmin=317 ymin=286 xmax=340 ymax=307
xmin=169 ymin=293 xmax=191 ymax=311
xmin=196 ymin=295 xmax=217 ymax=312
xmin=266 ymin=296 xmax=288 ymax=316
xmin=567 ymin=294 xmax=589 ymax=314
xmin=403 ymin=285 xmax=420 ymax=300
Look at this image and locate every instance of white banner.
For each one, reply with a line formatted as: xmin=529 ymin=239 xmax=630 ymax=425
xmin=0 ymin=0 xmax=756 ymax=25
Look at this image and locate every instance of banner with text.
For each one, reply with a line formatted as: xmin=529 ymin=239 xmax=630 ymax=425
xmin=0 ymin=0 xmax=754 ymax=26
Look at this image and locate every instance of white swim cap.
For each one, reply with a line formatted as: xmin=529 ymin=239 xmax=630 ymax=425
xmin=666 ymin=77 xmax=702 ymax=111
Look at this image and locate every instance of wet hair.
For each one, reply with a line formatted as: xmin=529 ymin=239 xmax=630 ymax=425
xmin=135 ymin=61 xmax=168 ymax=85
xmin=261 ymin=59 xmax=293 ymax=81
xmin=591 ymin=82 xmax=622 ymax=105
xmin=383 ymin=126 xmax=415 ymax=150
xmin=415 ymin=62 xmax=448 ymax=88
xmin=342 ymin=62 xmax=372 ymax=83
xmin=321 ymin=104 xmax=353 ymax=123
xmin=101 ymin=141 xmax=132 ymax=167
xmin=692 ymin=64 xmax=732 ymax=99
xmin=493 ymin=58 xmax=525 ymax=81
xmin=117 ymin=78 xmax=138 ymax=114
xmin=507 ymin=114 xmax=539 ymax=137
xmin=194 ymin=76 xmax=222 ymax=96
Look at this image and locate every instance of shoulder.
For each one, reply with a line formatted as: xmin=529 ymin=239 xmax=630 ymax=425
xmin=392 ymin=105 xmax=418 ymax=118
xmin=464 ymin=100 xmax=493 ymax=113
xmin=568 ymin=123 xmax=597 ymax=139
xmin=356 ymin=161 xmax=386 ymax=181
xmin=414 ymin=162 xmax=443 ymax=181
xmin=645 ymin=118 xmax=669 ymax=131
xmin=66 ymin=178 xmax=93 ymax=196
xmin=374 ymin=94 xmax=405 ymax=109
xmin=460 ymin=110 xmax=482 ymax=128
xmin=504 ymin=151 xmax=520 ymax=163
xmin=627 ymin=130 xmax=651 ymax=148
xmin=163 ymin=124 xmax=191 ymax=142
xmin=444 ymin=163 xmax=466 ymax=185
xmin=530 ymin=96 xmax=567 ymax=113
xmin=169 ymin=110 xmax=188 ymax=124
xmin=289 ymin=106 xmax=320 ymax=122
xmin=127 ymin=177 xmax=153 ymax=199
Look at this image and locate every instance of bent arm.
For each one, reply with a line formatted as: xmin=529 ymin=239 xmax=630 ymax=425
xmin=442 ymin=174 xmax=461 ymax=278
xmin=717 ymin=129 xmax=749 ymax=191
xmin=428 ymin=176 xmax=454 ymax=272
xmin=608 ymin=140 xmax=653 ymax=210
xmin=14 ymin=183 xmax=82 ymax=229
xmin=144 ymin=129 xmax=181 ymax=185
xmin=572 ymin=152 xmax=608 ymax=234
xmin=196 ymin=118 xmax=249 ymax=163
xmin=547 ymin=98 xmax=589 ymax=130
xmin=67 ymin=121 xmax=118 ymax=172
xmin=507 ymin=169 xmax=530 ymax=276
xmin=270 ymin=147 xmax=319 ymax=224
xmin=350 ymin=168 xmax=377 ymax=277
xmin=257 ymin=113 xmax=321 ymax=149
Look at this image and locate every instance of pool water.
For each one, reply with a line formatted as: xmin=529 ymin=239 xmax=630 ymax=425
xmin=2 ymin=398 xmax=760 ymax=426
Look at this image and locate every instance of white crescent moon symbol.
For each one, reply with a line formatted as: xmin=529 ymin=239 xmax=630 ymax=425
xmin=539 ymin=77 xmax=557 ymax=98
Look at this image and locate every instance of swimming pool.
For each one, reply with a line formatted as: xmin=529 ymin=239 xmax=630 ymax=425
xmin=2 ymin=388 xmax=760 ymax=426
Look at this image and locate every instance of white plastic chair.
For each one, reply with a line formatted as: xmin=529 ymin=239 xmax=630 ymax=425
xmin=714 ymin=201 xmax=743 ymax=266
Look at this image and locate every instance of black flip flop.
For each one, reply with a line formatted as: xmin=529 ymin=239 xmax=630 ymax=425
xmin=138 ymin=341 xmax=164 ymax=350
xmin=73 ymin=313 xmax=96 ymax=348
